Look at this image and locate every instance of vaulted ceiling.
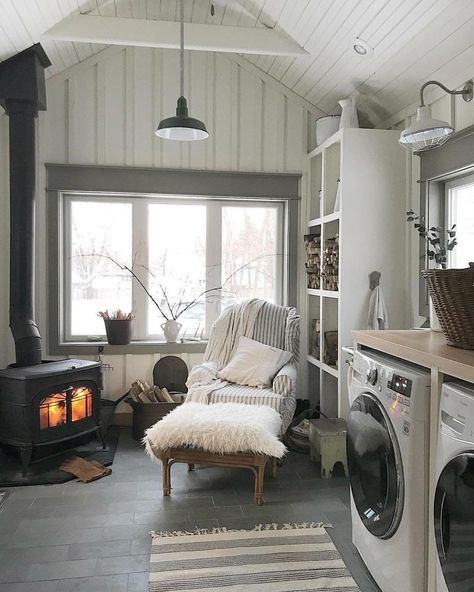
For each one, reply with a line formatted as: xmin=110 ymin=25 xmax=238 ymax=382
xmin=1 ymin=0 xmax=473 ymax=126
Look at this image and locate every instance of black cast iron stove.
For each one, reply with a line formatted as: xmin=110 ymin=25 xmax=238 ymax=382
xmin=0 ymin=45 xmax=105 ymax=475
xmin=0 ymin=359 xmax=104 ymax=472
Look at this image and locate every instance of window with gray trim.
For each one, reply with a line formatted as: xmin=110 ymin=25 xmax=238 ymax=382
xmin=419 ymin=125 xmax=474 ymax=316
xmin=60 ymin=192 xmax=285 ymax=342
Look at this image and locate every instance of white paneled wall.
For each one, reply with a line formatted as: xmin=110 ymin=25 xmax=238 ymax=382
xmin=42 ymin=47 xmax=317 ymax=170
xmin=0 ymin=46 xmax=315 ymax=412
xmin=386 ymin=81 xmax=474 ymax=328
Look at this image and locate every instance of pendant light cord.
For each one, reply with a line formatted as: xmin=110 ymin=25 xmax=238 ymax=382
xmin=180 ymin=0 xmax=184 ymax=98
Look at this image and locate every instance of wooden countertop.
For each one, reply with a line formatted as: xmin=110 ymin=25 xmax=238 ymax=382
xmin=352 ymin=329 xmax=474 ymax=383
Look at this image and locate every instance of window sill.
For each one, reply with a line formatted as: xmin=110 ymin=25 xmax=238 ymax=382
xmin=49 ymin=340 xmax=208 ymax=356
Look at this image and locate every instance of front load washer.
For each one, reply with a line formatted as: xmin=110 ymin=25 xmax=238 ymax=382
xmin=435 ymin=382 xmax=474 ymax=592
xmin=347 ymin=349 xmax=431 ymax=592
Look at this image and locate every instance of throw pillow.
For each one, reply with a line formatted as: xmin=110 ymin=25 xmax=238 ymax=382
xmin=219 ymin=336 xmax=292 ymax=388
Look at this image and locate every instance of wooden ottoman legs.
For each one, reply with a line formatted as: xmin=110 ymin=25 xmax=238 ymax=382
xmin=159 ymin=450 xmax=271 ymax=505
xmin=162 ymin=457 xmax=171 ymax=496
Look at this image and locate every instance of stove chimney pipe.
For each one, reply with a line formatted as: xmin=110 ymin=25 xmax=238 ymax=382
xmin=0 ymin=44 xmax=51 ymax=367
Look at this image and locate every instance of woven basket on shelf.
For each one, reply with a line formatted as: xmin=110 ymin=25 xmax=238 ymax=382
xmin=422 ymin=263 xmax=474 ymax=350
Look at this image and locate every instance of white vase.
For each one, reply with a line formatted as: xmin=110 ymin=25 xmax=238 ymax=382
xmin=429 ymin=298 xmax=442 ymax=332
xmin=161 ymin=319 xmax=182 ymax=343
xmin=338 ymin=97 xmax=359 ymax=129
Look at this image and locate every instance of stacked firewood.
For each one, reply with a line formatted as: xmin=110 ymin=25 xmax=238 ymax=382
xmin=128 ymin=380 xmax=178 ymax=404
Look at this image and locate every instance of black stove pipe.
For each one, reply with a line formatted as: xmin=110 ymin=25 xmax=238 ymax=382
xmin=6 ymin=100 xmax=42 ymax=366
xmin=0 ymin=44 xmax=51 ymax=367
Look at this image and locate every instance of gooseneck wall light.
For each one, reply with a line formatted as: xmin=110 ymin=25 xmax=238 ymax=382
xmin=155 ymin=0 xmax=209 ymax=141
xmin=399 ymin=79 xmax=473 ymax=153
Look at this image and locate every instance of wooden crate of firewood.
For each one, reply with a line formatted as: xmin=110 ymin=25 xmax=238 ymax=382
xmin=126 ymin=380 xmax=185 ymax=440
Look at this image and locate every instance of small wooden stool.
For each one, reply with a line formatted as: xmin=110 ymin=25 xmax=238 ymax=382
xmin=309 ymin=418 xmax=348 ymax=479
xmin=158 ymin=448 xmax=277 ymax=505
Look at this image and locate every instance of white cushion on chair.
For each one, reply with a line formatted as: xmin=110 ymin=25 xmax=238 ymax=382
xmin=218 ymin=336 xmax=292 ymax=388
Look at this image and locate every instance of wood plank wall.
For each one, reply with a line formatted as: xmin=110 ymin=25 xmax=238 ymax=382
xmin=0 ymin=46 xmax=316 ymax=410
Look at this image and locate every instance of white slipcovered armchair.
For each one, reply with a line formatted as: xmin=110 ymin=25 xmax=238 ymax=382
xmin=197 ymin=300 xmax=299 ymax=434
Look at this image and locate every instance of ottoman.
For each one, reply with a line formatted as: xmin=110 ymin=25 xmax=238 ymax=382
xmin=143 ymin=402 xmax=286 ymax=505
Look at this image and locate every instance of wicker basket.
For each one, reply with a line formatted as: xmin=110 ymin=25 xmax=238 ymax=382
xmin=126 ymin=398 xmax=180 ymax=440
xmin=422 ymin=264 xmax=474 ymax=349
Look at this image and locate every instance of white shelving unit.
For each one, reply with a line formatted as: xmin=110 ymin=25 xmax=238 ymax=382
xmin=300 ymin=128 xmax=407 ymax=418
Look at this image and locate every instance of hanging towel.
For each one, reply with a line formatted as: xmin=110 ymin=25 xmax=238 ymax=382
xmin=367 ymin=286 xmax=389 ymax=330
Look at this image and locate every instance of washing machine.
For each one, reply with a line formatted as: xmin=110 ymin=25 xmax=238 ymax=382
xmin=435 ymin=382 xmax=474 ymax=592
xmin=347 ymin=349 xmax=431 ymax=592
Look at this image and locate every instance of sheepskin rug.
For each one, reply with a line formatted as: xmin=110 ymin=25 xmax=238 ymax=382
xmin=144 ymin=403 xmax=286 ymax=459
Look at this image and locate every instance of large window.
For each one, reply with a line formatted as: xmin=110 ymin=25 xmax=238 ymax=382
xmin=446 ymin=174 xmax=474 ymax=268
xmin=62 ymin=194 xmax=284 ymax=342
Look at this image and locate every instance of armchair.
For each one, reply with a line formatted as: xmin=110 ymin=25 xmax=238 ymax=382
xmin=204 ymin=301 xmax=300 ymax=434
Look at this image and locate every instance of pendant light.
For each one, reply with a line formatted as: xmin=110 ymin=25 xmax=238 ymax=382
xmin=155 ymin=0 xmax=209 ymax=141
xmin=399 ymin=79 xmax=473 ymax=153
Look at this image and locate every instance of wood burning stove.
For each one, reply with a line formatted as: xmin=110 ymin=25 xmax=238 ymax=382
xmin=0 ymin=45 xmax=106 ymax=475
xmin=0 ymin=359 xmax=104 ymax=474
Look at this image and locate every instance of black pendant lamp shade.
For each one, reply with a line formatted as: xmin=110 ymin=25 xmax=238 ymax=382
xmin=156 ymin=96 xmax=208 ymax=141
xmin=156 ymin=0 xmax=209 ymax=141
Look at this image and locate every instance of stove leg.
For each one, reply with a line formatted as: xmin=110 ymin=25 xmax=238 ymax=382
xmin=97 ymin=426 xmax=107 ymax=450
xmin=20 ymin=446 xmax=33 ymax=476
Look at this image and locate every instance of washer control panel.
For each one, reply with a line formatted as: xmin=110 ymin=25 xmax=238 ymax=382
xmin=386 ymin=372 xmax=412 ymax=410
xmin=388 ymin=373 xmax=412 ymax=398
xmin=363 ymin=362 xmax=412 ymax=412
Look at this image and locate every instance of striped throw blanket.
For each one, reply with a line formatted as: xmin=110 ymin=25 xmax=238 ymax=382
xmin=185 ymin=299 xmax=265 ymax=404
xmin=149 ymin=524 xmax=360 ymax=591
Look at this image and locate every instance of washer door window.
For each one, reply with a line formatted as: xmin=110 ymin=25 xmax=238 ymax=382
xmin=347 ymin=393 xmax=404 ymax=539
xmin=435 ymin=452 xmax=474 ymax=591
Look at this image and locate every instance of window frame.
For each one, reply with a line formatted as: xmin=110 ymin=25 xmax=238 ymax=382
xmin=62 ymin=192 xmax=285 ymax=344
xmin=418 ymin=124 xmax=474 ymax=318
xmin=445 ymin=173 xmax=474 ymax=268
xmin=46 ymin=164 xmax=301 ymax=355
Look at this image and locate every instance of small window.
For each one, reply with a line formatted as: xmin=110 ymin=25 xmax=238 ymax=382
xmin=446 ymin=174 xmax=474 ymax=268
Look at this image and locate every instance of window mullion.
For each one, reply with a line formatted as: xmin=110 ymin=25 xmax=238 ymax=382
xmin=132 ymin=199 xmax=149 ymax=340
xmin=205 ymin=202 xmax=222 ymax=337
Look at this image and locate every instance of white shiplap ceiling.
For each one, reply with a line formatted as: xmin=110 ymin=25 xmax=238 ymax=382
xmin=0 ymin=0 xmax=473 ymax=125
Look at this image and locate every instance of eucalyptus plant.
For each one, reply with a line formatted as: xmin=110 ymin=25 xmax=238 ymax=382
xmin=406 ymin=210 xmax=457 ymax=269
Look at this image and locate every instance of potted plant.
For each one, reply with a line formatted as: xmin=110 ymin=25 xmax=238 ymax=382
xmin=98 ymin=309 xmax=135 ymax=345
xmin=406 ymin=210 xmax=457 ymax=331
xmin=91 ymin=253 xmax=275 ymax=343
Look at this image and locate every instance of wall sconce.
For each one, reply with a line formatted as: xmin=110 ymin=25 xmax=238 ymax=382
xmin=399 ymin=79 xmax=473 ymax=153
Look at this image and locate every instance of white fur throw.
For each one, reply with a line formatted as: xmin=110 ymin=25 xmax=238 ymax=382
xmin=144 ymin=403 xmax=286 ymax=459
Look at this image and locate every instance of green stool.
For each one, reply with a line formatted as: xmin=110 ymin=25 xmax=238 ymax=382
xmin=309 ymin=418 xmax=348 ymax=479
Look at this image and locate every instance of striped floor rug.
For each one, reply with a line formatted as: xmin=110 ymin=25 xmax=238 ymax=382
xmin=149 ymin=523 xmax=360 ymax=591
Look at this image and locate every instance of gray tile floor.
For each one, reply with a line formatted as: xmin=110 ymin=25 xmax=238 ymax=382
xmin=0 ymin=429 xmax=380 ymax=592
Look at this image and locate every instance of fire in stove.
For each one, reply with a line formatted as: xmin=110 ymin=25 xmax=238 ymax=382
xmin=39 ymin=386 xmax=94 ymax=429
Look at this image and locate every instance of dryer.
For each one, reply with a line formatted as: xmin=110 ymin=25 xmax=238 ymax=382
xmin=435 ymin=382 xmax=474 ymax=592
xmin=347 ymin=349 xmax=431 ymax=592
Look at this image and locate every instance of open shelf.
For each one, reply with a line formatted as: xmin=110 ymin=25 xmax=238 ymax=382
xmin=321 ymin=297 xmax=338 ymax=371
xmin=321 ymin=362 xmax=338 ymax=378
xmin=307 ymin=288 xmax=339 ymax=298
xmin=307 ymin=354 xmax=321 ymax=368
xmin=308 ymin=211 xmax=340 ymax=228
xmin=303 ymin=128 xmax=406 ymax=418
xmin=307 ymin=295 xmax=321 ymax=361
xmin=321 ymin=371 xmax=338 ymax=418
xmin=323 ymin=141 xmax=341 ymax=216
xmin=308 ymin=152 xmax=323 ymax=221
